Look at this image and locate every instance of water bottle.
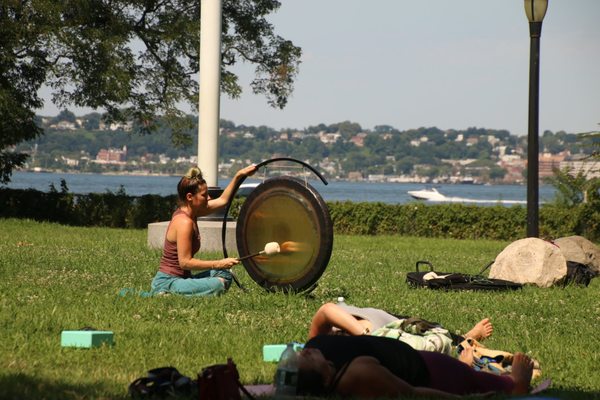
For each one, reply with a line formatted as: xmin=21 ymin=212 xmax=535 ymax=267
xmin=274 ymin=343 xmax=298 ymax=397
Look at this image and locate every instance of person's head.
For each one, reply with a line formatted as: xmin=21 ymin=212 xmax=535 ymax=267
xmin=296 ymin=348 xmax=331 ymax=397
xmin=177 ymin=167 xmax=207 ymax=206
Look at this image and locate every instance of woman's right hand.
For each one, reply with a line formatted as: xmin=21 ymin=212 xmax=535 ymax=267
xmin=215 ymin=257 xmax=240 ymax=269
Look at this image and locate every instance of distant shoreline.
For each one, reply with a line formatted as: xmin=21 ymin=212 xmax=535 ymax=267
xmin=8 ymin=170 xmax=554 ymax=204
xmin=17 ymin=168 xmax=528 ymax=186
xmin=22 ymin=168 xmax=179 ymax=178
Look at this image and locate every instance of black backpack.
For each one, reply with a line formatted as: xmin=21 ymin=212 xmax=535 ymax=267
xmin=406 ymin=261 xmax=522 ymax=291
xmin=562 ymin=261 xmax=598 ymax=287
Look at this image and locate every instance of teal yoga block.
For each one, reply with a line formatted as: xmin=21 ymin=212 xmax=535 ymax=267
xmin=262 ymin=343 xmax=304 ymax=362
xmin=61 ymin=330 xmax=114 ymax=348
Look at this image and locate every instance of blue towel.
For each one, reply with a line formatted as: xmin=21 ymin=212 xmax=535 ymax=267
xmin=118 ymin=288 xmax=154 ymax=298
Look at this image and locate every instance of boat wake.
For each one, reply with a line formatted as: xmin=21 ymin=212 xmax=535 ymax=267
xmin=428 ymin=196 xmax=526 ymax=205
xmin=407 ymin=188 xmax=526 ymax=205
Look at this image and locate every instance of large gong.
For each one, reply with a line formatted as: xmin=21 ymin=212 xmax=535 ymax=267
xmin=236 ymin=176 xmax=333 ymax=293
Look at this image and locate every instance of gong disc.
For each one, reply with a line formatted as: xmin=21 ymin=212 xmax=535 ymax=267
xmin=236 ymin=176 xmax=333 ymax=292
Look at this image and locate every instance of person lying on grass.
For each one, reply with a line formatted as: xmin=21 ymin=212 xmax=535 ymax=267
xmin=151 ymin=165 xmax=256 ymax=297
xmin=296 ymin=335 xmax=534 ymax=399
xmin=309 ymin=302 xmax=492 ymax=361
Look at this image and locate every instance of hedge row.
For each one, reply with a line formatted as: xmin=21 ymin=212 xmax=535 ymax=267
xmin=1 ymin=187 xmax=598 ymax=241
xmin=328 ymin=201 xmax=600 ymax=241
xmin=0 ymin=187 xmax=177 ymax=229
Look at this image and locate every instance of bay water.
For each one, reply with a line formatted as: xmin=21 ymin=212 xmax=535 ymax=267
xmin=5 ymin=171 xmax=557 ymax=206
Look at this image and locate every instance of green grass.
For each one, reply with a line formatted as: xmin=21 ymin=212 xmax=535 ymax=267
xmin=1 ymin=218 xmax=599 ymax=399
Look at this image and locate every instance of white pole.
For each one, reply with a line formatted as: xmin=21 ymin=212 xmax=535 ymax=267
xmin=198 ymin=0 xmax=222 ymax=187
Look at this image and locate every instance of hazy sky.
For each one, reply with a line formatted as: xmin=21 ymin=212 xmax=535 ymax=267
xmin=41 ymin=0 xmax=600 ymax=136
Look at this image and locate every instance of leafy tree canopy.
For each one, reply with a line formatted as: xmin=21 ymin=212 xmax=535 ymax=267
xmin=52 ymin=109 xmax=77 ymax=124
xmin=545 ymin=167 xmax=600 ymax=207
xmin=0 ymin=0 xmax=301 ymax=183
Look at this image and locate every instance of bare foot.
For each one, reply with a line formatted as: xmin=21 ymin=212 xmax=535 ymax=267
xmin=458 ymin=345 xmax=475 ymax=366
xmin=511 ymin=353 xmax=534 ymax=395
xmin=464 ymin=318 xmax=493 ymax=341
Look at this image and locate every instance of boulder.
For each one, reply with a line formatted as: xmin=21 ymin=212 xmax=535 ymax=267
xmin=553 ymin=235 xmax=600 ymax=274
xmin=489 ymin=238 xmax=567 ymax=288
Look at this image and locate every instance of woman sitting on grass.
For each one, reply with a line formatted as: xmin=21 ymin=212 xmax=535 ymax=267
xmin=297 ymin=335 xmax=534 ymax=398
xmin=151 ymin=165 xmax=256 ymax=296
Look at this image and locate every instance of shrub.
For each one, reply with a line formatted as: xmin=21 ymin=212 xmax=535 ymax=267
xmin=1 ymin=187 xmax=598 ymax=241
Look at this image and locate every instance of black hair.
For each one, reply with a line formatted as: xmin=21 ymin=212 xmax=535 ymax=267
xmin=297 ymin=368 xmax=327 ymax=397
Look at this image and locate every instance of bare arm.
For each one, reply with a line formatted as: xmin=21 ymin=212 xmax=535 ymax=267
xmin=308 ymin=303 xmax=370 ymax=339
xmin=205 ymin=164 xmax=257 ymax=213
xmin=338 ymin=357 xmax=460 ymax=399
xmin=171 ymin=216 xmax=239 ymax=271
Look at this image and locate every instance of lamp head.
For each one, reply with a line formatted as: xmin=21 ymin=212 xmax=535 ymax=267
xmin=524 ymin=0 xmax=548 ymax=23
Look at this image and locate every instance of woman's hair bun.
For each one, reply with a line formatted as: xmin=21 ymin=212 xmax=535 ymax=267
xmin=185 ymin=167 xmax=203 ymax=180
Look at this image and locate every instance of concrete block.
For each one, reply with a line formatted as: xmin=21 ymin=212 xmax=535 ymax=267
xmin=263 ymin=343 xmax=305 ymax=362
xmin=61 ymin=330 xmax=114 ymax=348
xmin=147 ymin=220 xmax=237 ymax=253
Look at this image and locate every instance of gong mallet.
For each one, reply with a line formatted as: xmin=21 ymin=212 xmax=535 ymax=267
xmin=237 ymin=241 xmax=280 ymax=261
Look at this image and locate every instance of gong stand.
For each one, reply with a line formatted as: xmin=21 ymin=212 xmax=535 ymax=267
xmin=221 ymin=158 xmax=333 ymax=293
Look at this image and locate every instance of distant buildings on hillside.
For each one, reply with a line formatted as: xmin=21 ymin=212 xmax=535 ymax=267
xmin=41 ymin=116 xmax=133 ymax=132
xmin=95 ymin=146 xmax=127 ymax=165
xmin=31 ymin=112 xmax=598 ymax=183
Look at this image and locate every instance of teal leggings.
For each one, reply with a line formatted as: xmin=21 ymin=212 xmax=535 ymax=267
xmin=151 ymin=270 xmax=232 ymax=297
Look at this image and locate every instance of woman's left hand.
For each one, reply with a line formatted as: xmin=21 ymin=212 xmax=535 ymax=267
xmin=205 ymin=164 xmax=258 ymax=214
xmin=237 ymin=164 xmax=257 ymax=178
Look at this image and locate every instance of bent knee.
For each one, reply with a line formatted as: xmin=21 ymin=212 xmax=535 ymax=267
xmin=319 ymin=302 xmax=338 ymax=313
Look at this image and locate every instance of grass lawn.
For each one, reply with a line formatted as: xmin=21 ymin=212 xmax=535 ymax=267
xmin=1 ymin=218 xmax=599 ymax=399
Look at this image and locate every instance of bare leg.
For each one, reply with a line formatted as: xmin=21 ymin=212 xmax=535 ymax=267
xmin=464 ymin=318 xmax=493 ymax=341
xmin=511 ymin=353 xmax=534 ymax=395
xmin=420 ymin=350 xmax=515 ymax=395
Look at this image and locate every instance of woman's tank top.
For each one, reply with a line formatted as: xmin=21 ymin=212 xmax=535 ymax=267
xmin=158 ymin=209 xmax=200 ymax=277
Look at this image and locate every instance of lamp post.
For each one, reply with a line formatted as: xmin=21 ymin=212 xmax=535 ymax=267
xmin=198 ymin=0 xmax=228 ymax=218
xmin=199 ymin=0 xmax=223 ymax=189
xmin=524 ymin=0 xmax=548 ymax=238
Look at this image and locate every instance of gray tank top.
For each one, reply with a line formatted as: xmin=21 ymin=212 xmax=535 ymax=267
xmin=337 ymin=303 xmax=398 ymax=331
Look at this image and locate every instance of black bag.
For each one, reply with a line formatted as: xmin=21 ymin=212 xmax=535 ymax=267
xmin=562 ymin=261 xmax=598 ymax=287
xmin=406 ymin=261 xmax=522 ymax=291
xmin=129 ymin=366 xmax=195 ymax=399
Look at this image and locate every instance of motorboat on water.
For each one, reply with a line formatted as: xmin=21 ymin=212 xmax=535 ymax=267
xmin=407 ymin=187 xmax=447 ymax=201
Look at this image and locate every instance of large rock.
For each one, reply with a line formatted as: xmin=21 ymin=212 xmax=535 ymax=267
xmin=489 ymin=238 xmax=567 ymax=288
xmin=553 ymin=235 xmax=600 ymax=274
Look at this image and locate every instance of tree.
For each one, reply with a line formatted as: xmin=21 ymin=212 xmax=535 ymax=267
xmin=83 ymin=112 xmax=102 ymax=130
xmin=52 ymin=109 xmax=77 ymax=124
xmin=0 ymin=0 xmax=301 ymax=183
xmin=580 ymin=126 xmax=600 ymax=160
xmin=0 ymin=0 xmax=46 ymax=183
xmin=545 ymin=167 xmax=600 ymax=206
xmin=396 ymin=156 xmax=419 ymax=175
xmin=543 ymin=127 xmax=600 ymax=207
xmin=488 ymin=166 xmax=507 ymax=181
xmin=332 ymin=121 xmax=362 ymax=139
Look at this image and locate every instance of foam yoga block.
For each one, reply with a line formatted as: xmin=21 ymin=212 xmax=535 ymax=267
xmin=61 ymin=330 xmax=114 ymax=348
xmin=262 ymin=343 xmax=304 ymax=362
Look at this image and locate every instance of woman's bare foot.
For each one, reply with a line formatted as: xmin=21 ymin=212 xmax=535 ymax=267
xmin=458 ymin=345 xmax=475 ymax=366
xmin=464 ymin=318 xmax=493 ymax=341
xmin=511 ymin=353 xmax=534 ymax=395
